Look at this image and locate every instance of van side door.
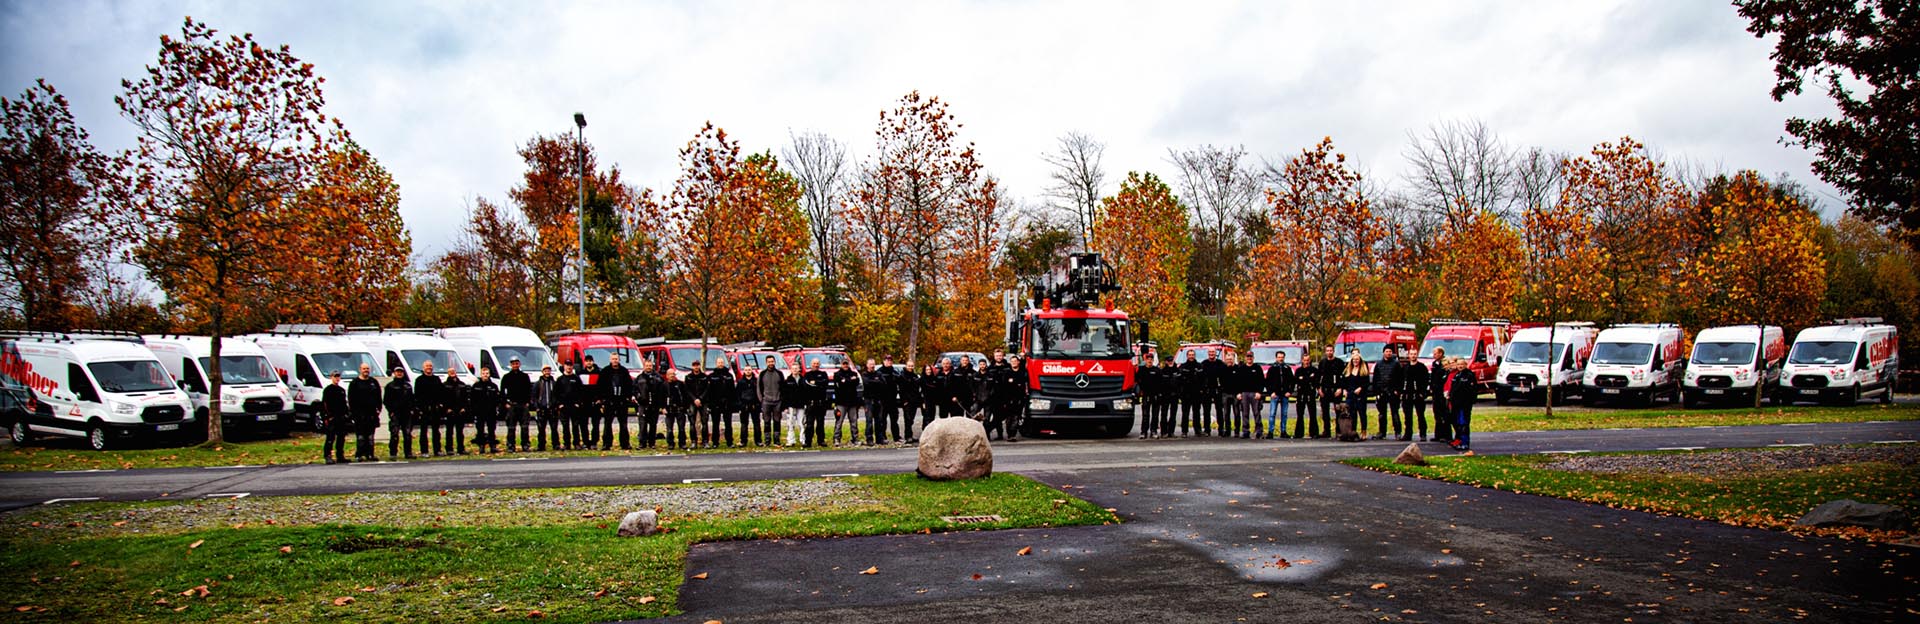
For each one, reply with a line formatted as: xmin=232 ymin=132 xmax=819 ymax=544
xmin=64 ymin=363 xmax=100 ymax=424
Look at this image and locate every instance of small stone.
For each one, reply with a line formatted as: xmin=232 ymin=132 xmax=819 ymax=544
xmin=1394 ymin=443 xmax=1428 ymax=467
xmin=1796 ymin=499 xmax=1911 ymax=531
xmin=916 ymin=417 xmax=993 ymax=481
xmin=618 ymin=510 xmax=660 ymax=537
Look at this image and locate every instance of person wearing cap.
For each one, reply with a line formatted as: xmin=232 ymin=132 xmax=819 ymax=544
xmin=501 ymin=356 xmax=533 ymax=452
xmin=347 ymin=363 xmax=382 ymax=461
xmin=441 ymin=366 xmax=469 ymax=455
xmin=579 ymin=355 xmax=602 ymax=449
xmin=596 ymin=354 xmax=634 ymax=450
xmin=554 ymin=362 xmax=584 ymax=450
xmin=640 ymin=358 xmax=666 ymax=449
xmin=703 ymin=361 xmax=736 ymax=448
xmin=469 ymin=366 xmax=503 ymax=453
xmin=532 ymin=364 xmax=559 ymax=451
xmin=414 ymin=360 xmax=445 ymax=456
xmin=383 ymin=366 xmax=415 ymax=460
xmin=322 ymin=370 xmax=349 ymax=464
xmin=735 ymin=364 xmax=759 ymax=447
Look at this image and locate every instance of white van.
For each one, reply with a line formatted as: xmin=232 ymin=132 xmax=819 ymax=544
xmin=1 ymin=331 xmax=196 ymax=450
xmin=143 ymin=335 xmax=296 ymax=437
xmin=1780 ymin=318 xmax=1900 ymax=405
xmin=438 ymin=326 xmax=554 ymax=377
xmin=1682 ymin=325 xmax=1786 ymax=407
xmin=346 ymin=328 xmax=470 ymax=381
xmin=1493 ymin=323 xmax=1598 ymax=404
xmin=242 ymin=325 xmax=379 ymax=430
xmin=1583 ymin=324 xmax=1688 ymax=406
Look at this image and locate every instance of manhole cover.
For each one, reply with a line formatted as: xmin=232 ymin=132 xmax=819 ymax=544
xmin=940 ymin=515 xmax=1004 ymax=524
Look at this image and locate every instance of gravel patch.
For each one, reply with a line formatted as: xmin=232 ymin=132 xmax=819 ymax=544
xmin=1544 ymin=444 xmax=1920 ymax=477
xmin=4 ymin=478 xmax=874 ymax=540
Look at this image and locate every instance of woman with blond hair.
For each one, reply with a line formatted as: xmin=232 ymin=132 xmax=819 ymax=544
xmin=1342 ymin=352 xmax=1372 ymax=439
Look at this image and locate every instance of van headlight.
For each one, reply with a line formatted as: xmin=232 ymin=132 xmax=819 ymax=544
xmin=1734 ymin=370 xmax=1752 ymax=380
xmin=112 ymin=402 xmax=138 ymax=415
xmin=1029 ymin=399 xmax=1052 ymax=411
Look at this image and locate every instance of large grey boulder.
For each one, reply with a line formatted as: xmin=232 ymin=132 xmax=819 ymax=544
xmin=1394 ymin=442 xmax=1428 ymax=467
xmin=917 ymin=417 xmax=993 ymax=481
xmin=1795 ymin=499 xmax=1910 ymax=531
xmin=617 ymin=509 xmax=660 ymax=537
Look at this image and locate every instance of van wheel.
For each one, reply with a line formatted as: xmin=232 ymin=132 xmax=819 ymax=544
xmin=88 ymin=425 xmax=110 ymax=451
xmin=10 ymin=421 xmax=30 ymax=445
xmin=1851 ymin=384 xmax=1863 ymax=405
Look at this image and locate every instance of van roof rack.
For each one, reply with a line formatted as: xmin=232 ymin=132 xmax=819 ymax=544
xmin=0 ymin=330 xmax=146 ymax=344
xmin=724 ymin=340 xmax=766 ymax=350
xmin=270 ymin=323 xmax=346 ymax=335
xmin=632 ymin=336 xmax=666 ymax=346
xmin=589 ymin=325 xmax=650 ymax=335
xmin=775 ymin=344 xmax=804 ymax=352
xmin=1338 ymin=321 xmax=1416 ymax=331
xmin=1832 ymin=317 xmax=1886 ymax=325
xmin=1552 ymin=321 xmax=1596 ymax=328
xmin=1611 ymin=323 xmax=1680 ymax=329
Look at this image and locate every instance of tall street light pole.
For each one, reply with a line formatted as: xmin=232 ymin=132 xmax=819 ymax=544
xmin=574 ymin=112 xmax=587 ymax=331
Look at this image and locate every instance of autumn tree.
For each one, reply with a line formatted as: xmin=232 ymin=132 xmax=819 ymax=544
xmin=509 ymin=134 xmax=633 ymax=333
xmin=269 ymin=140 xmax=410 ymax=326
xmin=1675 ymin=171 xmax=1827 ymax=328
xmin=428 ymin=198 xmax=534 ymax=327
xmin=1557 ymin=137 xmax=1689 ymax=324
xmin=1169 ymin=144 xmax=1260 ymax=319
xmin=1430 ymin=209 xmax=1524 ymax=320
xmin=1230 ymin=138 xmax=1384 ymax=344
xmin=1737 ymin=0 xmax=1918 ymax=244
xmin=927 ymin=177 xmax=1009 ymax=356
xmin=782 ymin=130 xmax=849 ymax=338
xmin=1043 ymin=131 xmax=1107 ymax=247
xmin=1092 ymin=172 xmax=1193 ymax=344
xmin=1402 ymin=119 xmax=1516 ymax=225
xmin=0 ymin=80 xmax=124 ymax=331
xmin=120 ymin=18 xmax=347 ymax=443
xmin=649 ymin=124 xmax=814 ymax=354
xmin=1821 ymin=215 xmax=1920 ymax=356
xmin=845 ymin=91 xmax=989 ymax=362
xmin=1517 ymin=185 xmax=1605 ymax=322
xmin=1003 ymin=216 xmax=1077 ymax=285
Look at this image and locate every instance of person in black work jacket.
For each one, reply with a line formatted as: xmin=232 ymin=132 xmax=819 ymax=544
xmin=637 ymin=359 xmax=664 ymax=449
xmin=663 ymin=368 xmax=689 ymax=449
xmin=555 ymin=362 xmax=584 ymax=450
xmin=1156 ymin=358 xmax=1179 ymax=437
xmin=927 ymin=361 xmax=952 ymax=420
xmin=322 ymin=370 xmax=350 ymax=464
xmin=1427 ymin=347 xmax=1453 ymax=444
xmin=413 ymin=361 xmax=444 ymax=456
xmin=469 ymin=366 xmax=502 ymax=453
xmin=442 ymin=367 xmax=468 ymax=455
xmin=348 ymin=363 xmax=382 ymax=462
xmin=1444 ymin=357 xmax=1478 ymax=452
xmin=862 ymin=358 xmax=894 ymax=445
xmin=981 ymin=353 xmax=1015 ymax=441
xmin=532 ymin=365 xmax=558 ymax=451
xmin=684 ymin=361 xmax=709 ymax=447
xmin=1263 ymin=352 xmax=1295 ymax=439
xmin=953 ymin=357 xmax=979 ymax=420
xmin=384 ymin=367 xmax=414 ymax=460
xmin=735 ymin=365 xmax=758 ymax=447
xmin=1370 ymin=346 xmax=1402 ymax=441
xmin=1234 ymin=351 xmax=1263 ymax=439
xmin=801 ymin=361 xmax=831 ymax=447
xmin=1204 ymin=350 xmax=1232 ymax=436
xmin=501 ymin=357 xmax=532 ymax=452
xmin=781 ymin=363 xmax=804 ymax=445
xmin=832 ymin=363 xmax=863 ymax=445
xmin=597 ymin=354 xmax=633 ymax=450
xmin=897 ymin=361 xmax=922 ymax=443
xmin=1401 ymin=354 xmax=1429 ymax=442
xmin=1137 ymin=356 xmax=1162 ymax=439
xmin=1174 ymin=356 xmax=1200 ymax=436
xmin=705 ymin=363 xmax=736 ymax=448
xmin=1293 ymin=354 xmax=1320 ymax=439
xmin=579 ymin=356 xmax=602 ymax=449
xmin=1317 ymin=346 xmax=1345 ymax=439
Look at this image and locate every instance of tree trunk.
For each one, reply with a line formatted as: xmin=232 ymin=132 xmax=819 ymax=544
xmin=206 ymin=267 xmax=226 ymax=445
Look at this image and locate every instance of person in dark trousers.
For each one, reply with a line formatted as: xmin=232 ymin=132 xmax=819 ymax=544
xmin=981 ymin=353 xmax=1014 ymax=441
xmin=639 ymin=360 xmax=665 ymax=449
xmin=883 ymin=355 xmax=907 ymax=442
xmin=322 ymin=370 xmax=349 ymax=464
xmin=1444 ymin=357 xmax=1478 ymax=451
xmin=801 ymin=360 xmax=831 ymax=447
xmin=1176 ymin=355 xmax=1202 ymax=436
xmin=1342 ymin=353 xmax=1371 ymax=440
xmin=555 ymin=362 xmax=583 ymax=450
xmin=501 ymin=357 xmax=532 ymax=452
xmin=1293 ymin=354 xmax=1320 ymax=439
xmin=862 ymin=358 xmax=893 ymax=445
xmin=832 ymin=363 xmax=863 ymax=445
xmin=597 ymin=354 xmax=633 ymax=450
xmin=1428 ymin=347 xmax=1453 ymax=444
xmin=347 ymin=363 xmax=382 ymax=462
xmin=414 ymin=361 xmax=444 ymax=457
xmin=755 ymin=360 xmax=782 ymax=447
xmin=1317 ymin=346 xmax=1345 ymax=439
xmin=532 ymin=365 xmax=558 ymax=451
xmin=384 ymin=367 xmax=414 ymax=460
xmin=581 ymin=356 xmax=603 ymax=448
xmin=1157 ymin=358 xmax=1179 ymax=437
xmin=442 ymin=368 xmax=468 ymax=455
xmin=924 ymin=362 xmax=949 ymax=421
xmin=736 ymin=366 xmax=759 ymax=447
xmin=705 ymin=363 xmax=736 ymax=448
xmin=897 ymin=361 xmax=922 ymax=443
xmin=1202 ymin=350 xmax=1229 ymax=436
xmin=951 ymin=357 xmax=977 ymax=421
xmin=1371 ymin=346 xmax=1402 ymax=440
xmin=469 ymin=366 xmax=502 ymax=453
xmin=1136 ymin=355 xmax=1161 ymax=439
xmin=1233 ymin=351 xmax=1261 ymax=439
xmin=664 ymin=369 xmax=689 ymax=449
xmin=684 ymin=362 xmax=709 ymax=447
xmin=1402 ymin=353 xmax=1429 ymax=441
xmin=1263 ymin=352 xmax=1294 ymax=439
xmin=1008 ymin=355 xmax=1029 ymax=441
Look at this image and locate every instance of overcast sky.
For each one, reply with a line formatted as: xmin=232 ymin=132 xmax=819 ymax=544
xmin=1 ymin=0 xmax=1842 ymax=260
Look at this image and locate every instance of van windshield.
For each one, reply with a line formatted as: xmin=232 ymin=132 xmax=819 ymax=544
xmin=1692 ymin=343 xmax=1756 ymax=366
xmin=493 ymin=346 xmax=551 ymax=371
xmin=1251 ymin=346 xmax=1305 ymax=366
xmin=313 ymin=352 xmax=376 ymax=378
xmin=197 ymin=356 xmax=278 ymax=385
xmin=1591 ymin=343 xmax=1654 ymax=366
xmin=582 ymin=348 xmax=634 ymax=368
xmin=88 ymin=360 xmax=175 ymax=393
xmin=1336 ymin=341 xmax=1388 ymax=363
xmin=401 ymin=349 xmax=461 ymax=374
xmin=1418 ymin=338 xmax=1476 ymax=360
xmin=1788 ymin=341 xmax=1856 ymax=365
xmin=800 ymin=353 xmax=849 ymax=369
xmin=668 ymin=346 xmax=730 ymax=371
xmin=1505 ymin=342 xmax=1567 ymax=365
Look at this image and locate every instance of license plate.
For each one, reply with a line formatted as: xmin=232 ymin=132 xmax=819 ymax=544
xmin=1069 ymin=401 xmax=1095 ymax=409
xmin=1800 ymin=389 xmax=1818 ymax=395
xmin=257 ymin=414 xmax=278 ymax=422
xmin=1601 ymin=388 xmax=1620 ymax=394
xmin=157 ymin=424 xmax=179 ymax=431
xmin=1704 ymin=389 xmax=1725 ymax=395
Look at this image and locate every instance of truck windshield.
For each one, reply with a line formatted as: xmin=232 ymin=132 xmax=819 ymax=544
xmin=1505 ymin=342 xmax=1567 ymax=365
xmin=1692 ymin=343 xmax=1757 ymax=365
xmin=1591 ymin=343 xmax=1654 ymax=366
xmin=1032 ymin=318 xmax=1131 ymax=360
xmin=1251 ymin=346 xmax=1304 ymax=366
xmin=1788 ymin=341 xmax=1856 ymax=365
xmin=197 ymin=355 xmax=278 ymax=385
xmin=401 ymin=349 xmax=462 ymax=374
xmin=494 ymin=346 xmax=552 ymax=371
xmin=88 ymin=360 xmax=175 ymax=393
xmin=313 ymin=352 xmax=376 ymax=379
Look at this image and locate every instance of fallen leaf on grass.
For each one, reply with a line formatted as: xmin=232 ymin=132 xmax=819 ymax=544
xmin=527 ymin=610 xmax=545 ymax=618
xmin=1017 ymin=546 xmax=1032 ymax=556
xmin=112 ymin=521 xmax=127 ymax=527
xmin=68 ymin=560 xmax=81 ymax=568
xmin=279 ymin=546 xmax=292 ymax=554
xmin=692 ymin=572 xmax=709 ymax=580
xmin=1370 ymin=583 xmax=1389 ymax=590
xmin=860 ymin=567 xmax=879 ymax=575
xmin=702 ymin=620 xmax=723 ymax=624
xmin=1271 ymin=558 xmax=1292 ymax=569
xmin=14 ymin=606 xmax=35 ymax=612
xmin=173 ymin=606 xmax=188 ymax=612
xmin=358 ymin=586 xmax=376 ymax=593
xmin=971 ymin=574 xmax=983 ymax=580
xmin=331 ymin=597 xmax=353 ymax=606
xmin=187 ymin=540 xmax=204 ymax=550
xmin=638 ymin=595 xmax=656 ymax=604
xmin=1252 ymin=592 xmax=1269 ymax=598
xmin=154 ymin=598 xmax=169 ymax=606
xmin=491 ymin=606 xmax=508 ymax=613
xmin=180 ymin=585 xmax=209 ymax=598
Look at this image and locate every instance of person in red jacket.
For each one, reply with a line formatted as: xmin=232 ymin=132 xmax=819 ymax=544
xmin=1444 ymin=357 xmax=1478 ymax=452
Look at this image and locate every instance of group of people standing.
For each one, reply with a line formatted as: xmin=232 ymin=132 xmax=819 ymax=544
xmin=316 ymin=349 xmax=1038 ymax=463
xmin=1134 ymin=345 xmax=1479 ymax=451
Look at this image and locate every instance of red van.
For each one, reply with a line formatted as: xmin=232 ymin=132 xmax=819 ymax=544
xmin=1173 ymin=340 xmax=1238 ymax=365
xmin=634 ymin=337 xmax=731 ymax=373
xmin=1333 ymin=322 xmax=1417 ymax=363
xmin=545 ymin=330 xmax=639 ymax=384
xmin=1417 ymin=318 xmax=1510 ymax=383
xmin=1249 ymin=339 xmax=1310 ymax=373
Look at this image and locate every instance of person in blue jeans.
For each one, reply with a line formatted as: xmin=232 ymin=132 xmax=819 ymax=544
xmin=1443 ymin=357 xmax=1478 ymax=452
xmin=1262 ymin=352 xmax=1295 ymax=438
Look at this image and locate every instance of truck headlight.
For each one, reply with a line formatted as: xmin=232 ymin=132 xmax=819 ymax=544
xmin=1029 ymin=399 xmax=1052 ymax=411
xmin=1113 ymin=399 xmax=1132 ymax=410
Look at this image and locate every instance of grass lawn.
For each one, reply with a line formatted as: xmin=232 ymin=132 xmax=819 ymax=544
xmin=1473 ymin=402 xmax=1918 ymax=432
xmin=1346 ymin=448 xmax=1919 ymax=540
xmin=0 ymin=473 xmax=1115 ymax=622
